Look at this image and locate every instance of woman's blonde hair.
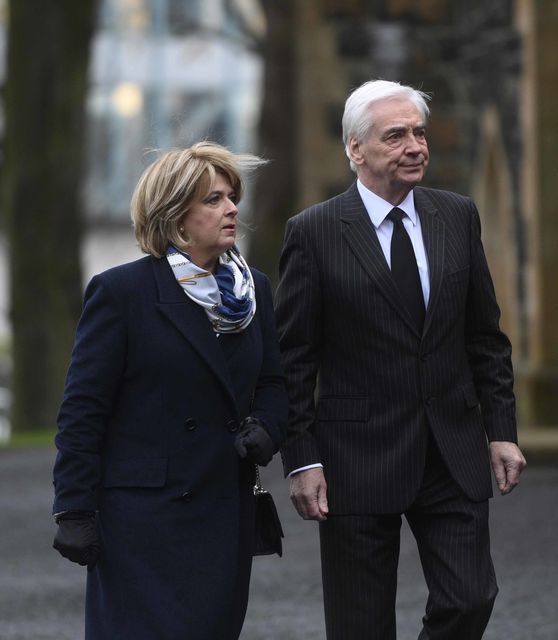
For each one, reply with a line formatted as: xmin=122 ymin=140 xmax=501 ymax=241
xmin=131 ymin=141 xmax=266 ymax=257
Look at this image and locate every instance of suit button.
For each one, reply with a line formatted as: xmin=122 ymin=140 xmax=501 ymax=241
xmin=226 ymin=419 xmax=239 ymax=433
xmin=180 ymin=491 xmax=193 ymax=502
xmin=420 ymin=354 xmax=429 ymax=362
xmin=184 ymin=418 xmax=197 ymax=431
xmin=425 ymin=396 xmax=436 ymax=406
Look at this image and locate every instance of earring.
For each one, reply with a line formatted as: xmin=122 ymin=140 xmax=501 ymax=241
xmin=179 ymin=227 xmax=184 ymax=233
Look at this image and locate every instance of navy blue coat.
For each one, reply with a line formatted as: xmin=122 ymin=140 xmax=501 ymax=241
xmin=53 ymin=255 xmax=288 ymax=640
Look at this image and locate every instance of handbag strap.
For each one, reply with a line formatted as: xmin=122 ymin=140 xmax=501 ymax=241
xmin=254 ymin=464 xmax=267 ymax=495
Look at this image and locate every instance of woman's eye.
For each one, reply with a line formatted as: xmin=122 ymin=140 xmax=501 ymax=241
xmin=206 ymin=195 xmax=220 ymax=205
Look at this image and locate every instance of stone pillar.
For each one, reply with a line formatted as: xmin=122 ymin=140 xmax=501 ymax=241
xmin=515 ymin=0 xmax=558 ymax=427
xmin=295 ymin=0 xmax=351 ymax=209
xmin=471 ymin=106 xmax=520 ymax=353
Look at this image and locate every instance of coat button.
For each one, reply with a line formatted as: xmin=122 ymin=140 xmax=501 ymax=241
xmin=184 ymin=418 xmax=197 ymax=431
xmin=425 ymin=396 xmax=436 ymax=406
xmin=226 ymin=419 xmax=239 ymax=433
xmin=420 ymin=353 xmax=429 ymax=362
xmin=180 ymin=491 xmax=193 ymax=502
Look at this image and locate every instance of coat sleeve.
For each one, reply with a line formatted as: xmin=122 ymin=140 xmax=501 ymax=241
xmin=250 ymin=271 xmax=289 ymax=452
xmin=465 ymin=200 xmax=517 ymax=442
xmin=274 ymin=217 xmax=323 ymax=475
xmin=53 ymin=274 xmax=127 ymax=513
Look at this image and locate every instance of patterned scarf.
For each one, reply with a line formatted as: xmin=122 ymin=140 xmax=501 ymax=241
xmin=166 ymin=245 xmax=256 ymax=333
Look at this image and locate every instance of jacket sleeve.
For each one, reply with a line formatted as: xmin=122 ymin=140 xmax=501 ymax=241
xmin=250 ymin=271 xmax=289 ymax=452
xmin=465 ymin=200 xmax=517 ymax=442
xmin=53 ymin=274 xmax=127 ymax=513
xmin=275 ymin=217 xmax=323 ymax=475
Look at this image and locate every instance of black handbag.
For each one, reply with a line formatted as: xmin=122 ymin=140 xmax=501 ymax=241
xmin=253 ymin=465 xmax=284 ymax=557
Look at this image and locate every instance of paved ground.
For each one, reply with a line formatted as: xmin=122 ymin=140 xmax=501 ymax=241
xmin=0 ymin=446 xmax=556 ymax=639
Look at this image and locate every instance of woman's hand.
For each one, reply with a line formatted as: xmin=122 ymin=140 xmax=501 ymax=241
xmin=53 ymin=511 xmax=100 ymax=569
xmin=234 ymin=417 xmax=274 ymax=466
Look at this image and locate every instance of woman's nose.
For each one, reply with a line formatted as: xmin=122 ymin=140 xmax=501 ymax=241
xmin=226 ymin=198 xmax=238 ymax=215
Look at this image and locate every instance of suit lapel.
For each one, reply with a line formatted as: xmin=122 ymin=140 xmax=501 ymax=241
xmin=414 ymin=187 xmax=446 ymax=338
xmin=340 ymin=182 xmax=421 ymax=336
xmin=151 ymin=257 xmax=237 ymax=408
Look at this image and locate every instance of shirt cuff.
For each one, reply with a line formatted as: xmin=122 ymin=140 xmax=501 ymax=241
xmin=288 ymin=463 xmax=324 ymax=477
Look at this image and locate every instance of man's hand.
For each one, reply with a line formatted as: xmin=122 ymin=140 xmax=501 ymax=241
xmin=289 ymin=468 xmax=329 ymax=521
xmin=489 ymin=441 xmax=527 ymax=495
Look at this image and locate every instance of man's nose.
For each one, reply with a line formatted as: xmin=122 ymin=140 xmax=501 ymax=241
xmin=406 ymin=133 xmax=424 ymax=153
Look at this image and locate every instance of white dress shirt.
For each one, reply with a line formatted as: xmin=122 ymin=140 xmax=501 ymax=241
xmin=356 ymin=179 xmax=430 ymax=306
xmin=289 ymin=181 xmax=431 ymax=477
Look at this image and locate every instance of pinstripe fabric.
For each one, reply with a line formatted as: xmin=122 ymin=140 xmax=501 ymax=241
xmin=276 ymin=182 xmax=517 ymax=513
xmin=275 ymin=182 xmax=515 ymax=638
xmin=319 ymin=440 xmax=497 ymax=639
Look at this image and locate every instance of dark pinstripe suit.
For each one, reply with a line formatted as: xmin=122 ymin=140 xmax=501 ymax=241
xmin=275 ymin=182 xmax=517 ymax=638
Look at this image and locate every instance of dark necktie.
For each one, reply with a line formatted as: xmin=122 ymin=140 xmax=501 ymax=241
xmin=387 ymin=207 xmax=425 ymax=331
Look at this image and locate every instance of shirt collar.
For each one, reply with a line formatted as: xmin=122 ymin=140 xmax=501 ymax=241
xmin=356 ymin=179 xmax=417 ymax=228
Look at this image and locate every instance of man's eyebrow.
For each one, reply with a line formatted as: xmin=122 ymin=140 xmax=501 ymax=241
xmin=383 ymin=125 xmax=407 ymax=135
xmin=385 ymin=122 xmax=426 ymax=132
xmin=382 ymin=123 xmax=426 ymax=137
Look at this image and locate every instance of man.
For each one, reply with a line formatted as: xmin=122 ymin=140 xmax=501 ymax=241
xmin=275 ymin=79 xmax=526 ymax=640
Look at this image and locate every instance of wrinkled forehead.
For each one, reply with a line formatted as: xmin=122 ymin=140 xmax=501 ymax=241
xmin=368 ymin=98 xmax=426 ymax=130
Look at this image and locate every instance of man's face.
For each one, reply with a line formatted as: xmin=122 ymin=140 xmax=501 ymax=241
xmin=348 ymin=98 xmax=429 ymax=204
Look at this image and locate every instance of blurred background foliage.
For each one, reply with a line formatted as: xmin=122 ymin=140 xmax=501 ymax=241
xmin=0 ymin=0 xmax=557 ymax=440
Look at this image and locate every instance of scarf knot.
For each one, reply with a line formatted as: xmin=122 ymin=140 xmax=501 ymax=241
xmin=166 ymin=245 xmax=256 ymax=333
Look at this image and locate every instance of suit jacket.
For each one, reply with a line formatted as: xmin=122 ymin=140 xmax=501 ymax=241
xmin=53 ymin=255 xmax=287 ymax=639
xmin=275 ymin=182 xmax=517 ymax=514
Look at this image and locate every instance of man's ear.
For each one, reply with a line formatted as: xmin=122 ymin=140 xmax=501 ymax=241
xmin=347 ymin=137 xmax=363 ymax=166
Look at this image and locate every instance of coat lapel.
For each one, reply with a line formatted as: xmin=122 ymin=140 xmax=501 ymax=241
xmin=414 ymin=187 xmax=446 ymax=338
xmin=151 ymin=257 xmax=238 ymax=409
xmin=340 ymin=182 xmax=421 ymax=336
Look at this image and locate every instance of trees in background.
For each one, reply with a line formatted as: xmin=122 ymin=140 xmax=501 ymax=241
xmin=2 ymin=0 xmax=97 ymax=432
xmin=248 ymin=0 xmax=299 ymax=283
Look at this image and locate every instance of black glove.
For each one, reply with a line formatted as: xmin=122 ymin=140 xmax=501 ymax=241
xmin=234 ymin=417 xmax=274 ymax=466
xmin=53 ymin=511 xmax=100 ymax=569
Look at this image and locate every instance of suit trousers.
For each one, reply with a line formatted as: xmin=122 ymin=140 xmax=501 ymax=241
xmin=319 ymin=438 xmax=498 ymax=640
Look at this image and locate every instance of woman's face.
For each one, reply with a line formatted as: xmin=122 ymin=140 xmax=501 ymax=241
xmin=180 ymin=173 xmax=239 ymax=270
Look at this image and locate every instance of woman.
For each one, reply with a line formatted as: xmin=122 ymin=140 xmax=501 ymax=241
xmin=52 ymin=142 xmax=288 ymax=639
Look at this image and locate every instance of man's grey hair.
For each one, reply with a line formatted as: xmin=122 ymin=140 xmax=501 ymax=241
xmin=342 ymin=79 xmax=431 ymax=172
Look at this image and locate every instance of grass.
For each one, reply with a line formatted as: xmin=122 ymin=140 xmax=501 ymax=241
xmin=0 ymin=429 xmax=57 ymax=449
